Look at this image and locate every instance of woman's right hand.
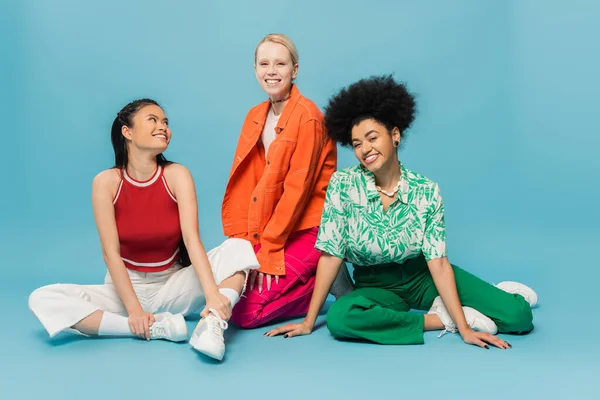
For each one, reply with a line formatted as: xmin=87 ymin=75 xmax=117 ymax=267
xmin=264 ymin=254 xmax=343 ymax=339
xmin=202 ymin=292 xmax=232 ymax=320
xmin=461 ymin=328 xmax=511 ymax=350
xmin=264 ymin=320 xmax=313 ymax=338
xmin=128 ymin=311 xmax=155 ymax=340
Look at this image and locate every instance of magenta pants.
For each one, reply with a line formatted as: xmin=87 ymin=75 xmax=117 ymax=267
xmin=230 ymin=227 xmax=320 ymax=329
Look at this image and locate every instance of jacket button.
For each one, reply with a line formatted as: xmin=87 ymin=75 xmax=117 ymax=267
xmin=253 ymin=233 xmax=259 ymax=239
xmin=267 ymin=160 xmax=270 ymax=165
xmin=253 ymin=197 xmax=257 ymax=202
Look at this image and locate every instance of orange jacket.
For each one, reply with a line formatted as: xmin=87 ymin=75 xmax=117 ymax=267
xmin=221 ymin=85 xmax=337 ymax=275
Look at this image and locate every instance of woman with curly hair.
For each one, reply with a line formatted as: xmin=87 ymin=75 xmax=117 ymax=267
xmin=266 ymin=75 xmax=538 ymax=348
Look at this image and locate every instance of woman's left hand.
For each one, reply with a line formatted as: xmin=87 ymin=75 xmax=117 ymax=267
xmin=249 ymin=270 xmax=280 ymax=293
xmin=461 ymin=328 xmax=511 ymax=350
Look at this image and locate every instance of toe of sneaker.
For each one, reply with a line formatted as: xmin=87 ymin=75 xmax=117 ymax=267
xmin=192 ymin=344 xmax=225 ymax=361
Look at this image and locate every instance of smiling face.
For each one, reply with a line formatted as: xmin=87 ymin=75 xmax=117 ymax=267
xmin=254 ymin=41 xmax=298 ymax=101
xmin=121 ymin=104 xmax=171 ymax=155
xmin=351 ymin=118 xmax=401 ymax=174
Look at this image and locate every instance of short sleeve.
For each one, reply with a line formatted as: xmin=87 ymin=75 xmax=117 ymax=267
xmin=422 ymin=183 xmax=447 ymax=261
xmin=315 ymin=173 xmax=348 ymax=259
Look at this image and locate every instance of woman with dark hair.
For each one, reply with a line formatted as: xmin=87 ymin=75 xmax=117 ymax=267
xmin=266 ymin=76 xmax=538 ymax=348
xmin=29 ymin=99 xmax=259 ymax=361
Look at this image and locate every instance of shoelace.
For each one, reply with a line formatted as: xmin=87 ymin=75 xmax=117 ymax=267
xmin=431 ymin=303 xmax=458 ymax=339
xmin=437 ymin=307 xmax=479 ymax=338
xmin=150 ymin=323 xmax=166 ymax=337
xmin=208 ymin=308 xmax=228 ymax=337
xmin=437 ymin=326 xmax=457 ymax=338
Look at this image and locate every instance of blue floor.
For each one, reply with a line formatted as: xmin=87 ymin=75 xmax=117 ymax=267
xmin=4 ymin=230 xmax=600 ymax=399
xmin=4 ymin=0 xmax=600 ymax=398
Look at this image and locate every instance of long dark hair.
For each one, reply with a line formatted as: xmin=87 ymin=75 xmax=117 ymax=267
xmin=111 ymin=98 xmax=171 ymax=168
xmin=110 ymin=98 xmax=190 ymax=267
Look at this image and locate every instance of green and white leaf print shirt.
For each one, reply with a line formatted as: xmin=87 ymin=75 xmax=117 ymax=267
xmin=315 ymin=162 xmax=447 ymax=267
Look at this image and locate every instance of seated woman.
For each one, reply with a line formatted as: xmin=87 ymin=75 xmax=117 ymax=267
xmin=29 ymin=99 xmax=259 ymax=361
xmin=222 ymin=33 xmax=352 ymax=330
xmin=266 ymin=76 xmax=537 ymax=348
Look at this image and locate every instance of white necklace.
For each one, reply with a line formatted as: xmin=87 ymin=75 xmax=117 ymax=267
xmin=376 ymin=179 xmax=402 ymax=197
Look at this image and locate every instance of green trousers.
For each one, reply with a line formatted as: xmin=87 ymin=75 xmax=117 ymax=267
xmin=326 ymin=255 xmax=534 ymax=345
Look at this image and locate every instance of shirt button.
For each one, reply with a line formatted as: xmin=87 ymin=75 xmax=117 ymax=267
xmin=276 ymin=127 xmax=282 ymax=133
xmin=253 ymin=233 xmax=259 ymax=239
xmin=253 ymin=197 xmax=257 ymax=202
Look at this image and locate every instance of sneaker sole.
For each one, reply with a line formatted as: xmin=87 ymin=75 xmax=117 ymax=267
xmin=170 ymin=314 xmax=189 ymax=342
xmin=190 ymin=340 xmax=225 ymax=361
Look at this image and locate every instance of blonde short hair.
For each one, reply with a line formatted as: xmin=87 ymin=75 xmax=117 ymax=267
xmin=254 ymin=33 xmax=299 ymax=66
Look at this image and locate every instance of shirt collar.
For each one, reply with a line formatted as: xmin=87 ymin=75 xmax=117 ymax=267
xmin=359 ymin=161 xmax=409 ymax=204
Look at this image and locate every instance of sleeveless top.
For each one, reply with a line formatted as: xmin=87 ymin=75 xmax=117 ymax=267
xmin=113 ymin=165 xmax=182 ymax=272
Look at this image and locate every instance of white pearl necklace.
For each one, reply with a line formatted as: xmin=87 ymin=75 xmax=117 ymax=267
xmin=376 ymin=179 xmax=402 ymax=197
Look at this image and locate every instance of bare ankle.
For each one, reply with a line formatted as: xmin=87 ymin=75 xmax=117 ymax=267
xmin=218 ymin=271 xmax=246 ymax=293
xmin=72 ymin=310 xmax=104 ymax=335
xmin=424 ymin=313 xmax=444 ymax=331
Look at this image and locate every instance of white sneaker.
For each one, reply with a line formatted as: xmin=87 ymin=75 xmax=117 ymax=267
xmin=496 ymin=281 xmax=538 ymax=308
xmin=189 ymin=309 xmax=228 ymax=361
xmin=150 ymin=312 xmax=188 ymax=342
xmin=428 ymin=296 xmax=498 ymax=338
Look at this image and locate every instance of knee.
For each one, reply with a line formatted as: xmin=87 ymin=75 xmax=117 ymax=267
xmin=28 ymin=284 xmax=57 ymax=312
xmin=501 ymin=298 xmax=534 ymax=333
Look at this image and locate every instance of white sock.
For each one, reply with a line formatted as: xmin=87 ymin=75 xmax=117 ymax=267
xmin=219 ymin=288 xmax=240 ymax=309
xmin=98 ymin=312 xmax=134 ymax=336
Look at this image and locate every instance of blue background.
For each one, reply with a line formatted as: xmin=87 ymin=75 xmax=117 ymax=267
xmin=2 ymin=0 xmax=599 ymax=398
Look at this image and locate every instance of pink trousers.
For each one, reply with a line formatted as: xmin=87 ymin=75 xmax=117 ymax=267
xmin=230 ymin=227 xmax=320 ymax=328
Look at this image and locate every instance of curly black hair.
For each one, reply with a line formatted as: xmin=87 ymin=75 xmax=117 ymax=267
xmin=324 ymin=75 xmax=417 ymax=147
